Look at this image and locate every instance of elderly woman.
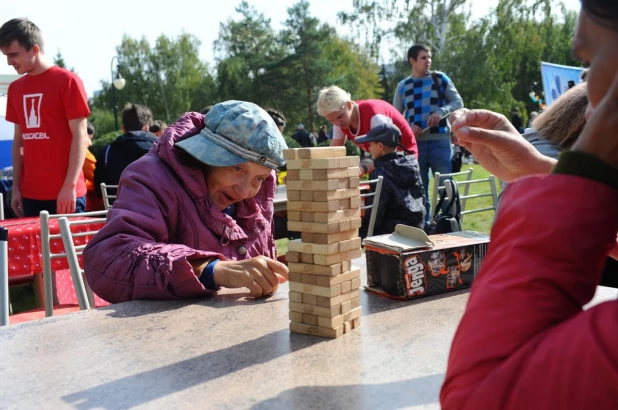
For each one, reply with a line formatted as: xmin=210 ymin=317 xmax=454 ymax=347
xmin=83 ymin=101 xmax=289 ymax=303
xmin=440 ymin=0 xmax=618 ymax=408
xmin=317 ymin=85 xmax=418 ymax=173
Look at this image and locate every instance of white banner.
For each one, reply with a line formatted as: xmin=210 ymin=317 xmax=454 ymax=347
xmin=541 ymin=62 xmax=585 ymax=106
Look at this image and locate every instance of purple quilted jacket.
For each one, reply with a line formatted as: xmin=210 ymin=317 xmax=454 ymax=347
xmin=83 ymin=112 xmax=277 ymax=303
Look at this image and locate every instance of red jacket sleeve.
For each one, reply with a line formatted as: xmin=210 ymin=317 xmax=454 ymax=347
xmin=441 ymin=174 xmax=618 ymax=410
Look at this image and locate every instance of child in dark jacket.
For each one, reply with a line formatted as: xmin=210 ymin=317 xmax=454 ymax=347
xmin=356 ymin=123 xmax=426 ymax=238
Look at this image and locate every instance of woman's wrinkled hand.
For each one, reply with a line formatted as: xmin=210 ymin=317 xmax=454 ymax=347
xmin=213 ymin=256 xmax=289 ymax=298
xmin=450 ymin=109 xmax=555 ymax=182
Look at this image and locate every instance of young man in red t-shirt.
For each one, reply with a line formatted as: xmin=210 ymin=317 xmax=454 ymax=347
xmin=0 ymin=18 xmax=90 ymax=217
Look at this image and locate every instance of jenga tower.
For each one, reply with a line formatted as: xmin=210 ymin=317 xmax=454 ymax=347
xmin=283 ymin=146 xmax=363 ymax=338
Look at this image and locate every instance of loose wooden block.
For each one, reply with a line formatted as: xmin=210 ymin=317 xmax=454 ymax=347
xmin=300 ymin=191 xmax=314 ymax=202
xmin=288 ymin=239 xmax=340 ymax=256
xmin=288 ymin=262 xmax=342 ymax=277
xmin=341 ymin=280 xmax=352 ymax=294
xmin=312 ymin=248 xmax=363 ymax=266
xmin=300 ymin=252 xmax=314 ymax=264
xmin=283 ymin=149 xmax=299 ymax=160
xmin=317 ymin=289 xmax=361 ymax=308
xmin=302 ymin=313 xmax=319 ymax=326
xmin=289 ymin=272 xmax=303 ymax=283
xmin=318 ymin=306 xmax=362 ymax=329
xmin=289 ymin=282 xmax=342 ymax=298
xmin=289 ymin=301 xmax=341 ymax=318
xmin=289 ymin=311 xmax=303 ymax=323
xmin=303 ymin=294 xmax=317 ymax=305
xmin=285 ymin=251 xmax=301 ymax=263
xmin=286 ymin=158 xmax=344 ymax=170
xmin=287 ymin=190 xmax=300 ymax=201
xmin=297 ymin=146 xmax=347 ymax=159
xmin=309 ymin=209 xmax=361 ymax=224
xmin=290 ymin=321 xmax=344 ymax=338
xmin=351 ymin=277 xmax=361 ymax=290
xmin=314 ymin=268 xmax=361 ymax=287
xmin=302 ymin=273 xmax=317 ymax=285
xmin=287 ymin=210 xmax=301 ymax=221
xmin=338 ymin=237 xmax=362 ymax=252
xmin=313 ymin=188 xmax=360 ymax=202
xmin=301 ymin=229 xmax=359 ymax=244
xmin=289 ymin=291 xmax=303 ymax=303
xmin=286 ymin=169 xmax=300 ymax=180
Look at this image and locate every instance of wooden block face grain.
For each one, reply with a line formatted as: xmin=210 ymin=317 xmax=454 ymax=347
xmin=289 ymin=282 xmax=342 ymax=298
xmin=289 ymin=302 xmax=341 ymax=318
xmin=339 ymin=237 xmax=362 ymax=252
xmin=288 ymin=239 xmax=340 ymax=256
xmin=286 ymin=179 xmax=350 ymax=191
xmin=286 ymin=158 xmax=343 ymax=170
xmin=351 ymin=277 xmax=361 ymax=290
xmin=344 ymin=320 xmax=353 ymax=333
xmin=286 ymin=251 xmax=301 ymax=263
xmin=311 ymin=168 xmax=354 ymax=181
xmin=287 ymin=169 xmax=300 ymax=180
xmin=300 ymin=191 xmax=314 ymax=202
xmin=303 ymin=294 xmax=317 ymax=305
xmin=348 ymin=177 xmax=360 ymax=188
xmin=300 ymin=212 xmax=316 ymax=223
xmin=287 ymin=200 xmax=340 ymax=212
xmin=350 ymin=296 xmax=361 ymax=310
xmin=289 ymin=272 xmax=303 ymax=283
xmin=287 ymin=190 xmax=300 ymax=201
xmin=297 ymin=146 xmax=347 ymax=159
xmin=339 ymin=219 xmax=351 ymax=232
xmin=288 ymin=220 xmax=350 ymax=234
xmin=341 ymin=299 xmax=352 ymax=314
xmin=342 ymin=260 xmax=353 ymax=272
xmin=302 ymin=273 xmax=317 ymax=285
xmin=287 ymin=210 xmax=301 ymax=221
xmin=341 ymin=280 xmax=352 ymax=294
xmin=300 ymin=252 xmax=314 ymax=264
xmin=289 ymin=321 xmax=344 ymax=338
xmin=339 ymin=156 xmax=360 ymax=167
xmin=288 ymin=262 xmax=342 ymax=277
xmin=347 ymin=167 xmax=360 ymax=177
xmin=283 ymin=149 xmax=299 ymax=160
xmin=317 ymin=306 xmax=362 ymax=329
xmin=289 ymin=291 xmax=303 ymax=303
xmin=299 ymin=169 xmax=314 ymax=180
xmin=317 ymin=289 xmax=361 ymax=308
xmin=313 ymin=188 xmax=360 ymax=202
xmin=289 ymin=311 xmax=303 ymax=322
xmin=301 ymin=229 xmax=359 ymax=244
xmin=310 ymin=209 xmax=361 ymax=224
xmin=312 ymin=248 xmax=363 ymax=266
xmin=314 ymin=268 xmax=361 ymax=287
xmin=352 ymin=317 xmax=361 ymax=329
xmin=302 ymin=313 xmax=319 ymax=326
xmin=349 ymin=196 xmax=361 ymax=209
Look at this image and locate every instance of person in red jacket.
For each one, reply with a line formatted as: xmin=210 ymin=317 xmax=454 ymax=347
xmin=440 ymin=1 xmax=618 ymax=409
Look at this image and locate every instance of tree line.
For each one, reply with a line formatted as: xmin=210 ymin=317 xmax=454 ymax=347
xmin=80 ymin=0 xmax=578 ymax=140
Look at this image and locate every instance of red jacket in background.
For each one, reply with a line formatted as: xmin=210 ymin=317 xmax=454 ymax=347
xmin=441 ymin=174 xmax=618 ymax=409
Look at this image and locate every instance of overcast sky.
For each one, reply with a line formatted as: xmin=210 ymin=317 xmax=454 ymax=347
xmin=1 ymin=0 xmax=581 ymax=97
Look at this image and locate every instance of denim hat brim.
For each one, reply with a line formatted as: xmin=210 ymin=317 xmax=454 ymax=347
xmin=176 ymin=133 xmax=250 ymax=168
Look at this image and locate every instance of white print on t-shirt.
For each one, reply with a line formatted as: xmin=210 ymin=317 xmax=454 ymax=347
xmin=23 ymin=93 xmax=43 ymax=129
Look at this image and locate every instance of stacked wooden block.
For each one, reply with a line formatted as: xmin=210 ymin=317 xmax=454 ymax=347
xmin=284 ymin=146 xmax=363 ymax=338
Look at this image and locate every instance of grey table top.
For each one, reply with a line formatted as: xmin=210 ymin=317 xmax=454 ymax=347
xmin=1 ymin=256 xmax=616 ymax=410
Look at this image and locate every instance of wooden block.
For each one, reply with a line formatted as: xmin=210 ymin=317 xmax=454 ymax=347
xmin=283 ymin=148 xmax=299 ymax=160
xmin=344 ymin=320 xmax=353 ymax=333
xmin=300 ymin=252 xmax=314 ymax=264
xmin=290 ymin=321 xmax=344 ymax=338
xmin=341 ymin=260 xmax=352 ymax=272
xmin=313 ymin=188 xmax=360 ymax=202
xmin=286 ymin=169 xmax=300 ymax=180
xmin=339 ymin=237 xmax=362 ymax=252
xmin=300 ymin=191 xmax=314 ymax=202
xmin=287 ymin=190 xmax=300 ymax=201
xmin=300 ymin=212 xmax=315 ymax=223
xmin=289 ymin=282 xmax=342 ymax=298
xmin=288 ymin=239 xmax=340 ymax=255
xmin=313 ymin=248 xmax=363 ymax=266
xmin=289 ymin=291 xmax=303 ymax=303
xmin=303 ymin=294 xmax=317 ymax=305
xmin=318 ymin=306 xmax=362 ymax=329
xmin=289 ymin=272 xmax=303 ymax=283
xmin=339 ymin=156 xmax=360 ymax=167
xmin=288 ymin=200 xmax=346 ymax=212
xmin=299 ymin=169 xmax=314 ymax=180
xmin=348 ymin=177 xmax=360 ymax=188
xmin=341 ymin=280 xmax=352 ymax=294
xmin=310 ymin=209 xmax=361 ymax=224
xmin=349 ymin=196 xmax=361 ymax=209
xmin=339 ymin=219 xmax=351 ymax=232
xmin=288 ymin=220 xmax=350 ymax=234
xmin=287 ymin=210 xmax=301 ymax=221
xmin=290 ymin=311 xmax=304 ymax=323
xmin=297 ymin=146 xmax=347 ymax=159
xmin=352 ymin=317 xmax=361 ymax=329
xmin=289 ymin=301 xmax=341 ymax=318
xmin=302 ymin=313 xmax=319 ymax=326
xmin=286 ymin=158 xmax=343 ymax=170
xmin=301 ymin=229 xmax=359 ymax=244
xmin=347 ymin=167 xmax=360 ymax=177
xmin=302 ymin=273 xmax=317 ymax=285
xmin=317 ymin=289 xmax=361 ymax=308
xmin=349 ymin=217 xmax=362 ymax=229
xmin=311 ymin=168 xmax=357 ymax=181
xmin=286 ymin=251 xmax=301 ymax=263
xmin=314 ymin=268 xmax=361 ymax=287
xmin=341 ymin=299 xmax=352 ymax=314
xmin=351 ymin=277 xmax=361 ymax=290
xmin=287 ymin=179 xmax=350 ymax=191
xmin=288 ymin=262 xmax=342 ymax=277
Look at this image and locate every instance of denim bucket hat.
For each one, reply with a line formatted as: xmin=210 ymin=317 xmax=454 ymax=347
xmin=176 ymin=100 xmax=287 ymax=169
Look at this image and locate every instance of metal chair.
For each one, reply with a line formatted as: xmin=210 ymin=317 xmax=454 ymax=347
xmin=100 ymin=183 xmax=118 ymax=210
xmin=432 ymin=168 xmax=474 ymax=214
xmin=360 ymin=176 xmax=384 ymax=238
xmin=0 ymin=227 xmax=8 ymax=326
xmin=40 ymin=210 xmax=108 ymax=317
xmin=0 ymin=192 xmax=4 ymax=221
xmin=435 ymin=175 xmax=499 ymax=226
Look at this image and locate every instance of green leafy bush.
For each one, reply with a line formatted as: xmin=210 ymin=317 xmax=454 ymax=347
xmin=90 ymin=131 xmax=121 ymax=155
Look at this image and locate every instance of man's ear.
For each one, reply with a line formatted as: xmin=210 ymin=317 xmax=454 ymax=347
xmin=31 ymin=44 xmax=41 ymax=56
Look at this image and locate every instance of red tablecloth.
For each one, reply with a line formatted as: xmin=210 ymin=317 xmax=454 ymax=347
xmin=1 ymin=217 xmax=109 ymax=307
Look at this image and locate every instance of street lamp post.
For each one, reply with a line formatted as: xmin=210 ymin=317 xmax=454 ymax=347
xmin=110 ymin=56 xmax=126 ymax=131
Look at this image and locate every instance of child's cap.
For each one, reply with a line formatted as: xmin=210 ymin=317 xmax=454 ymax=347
xmin=355 ymin=123 xmax=401 ymax=147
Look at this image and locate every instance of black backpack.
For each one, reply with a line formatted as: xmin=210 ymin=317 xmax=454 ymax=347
xmin=428 ymin=179 xmax=463 ymax=235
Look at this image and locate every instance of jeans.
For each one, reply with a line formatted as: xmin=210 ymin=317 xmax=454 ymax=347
xmin=417 ymin=139 xmax=453 ymax=224
xmin=22 ymin=196 xmax=86 ymax=217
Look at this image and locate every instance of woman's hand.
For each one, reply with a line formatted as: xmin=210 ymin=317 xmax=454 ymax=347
xmin=450 ymin=109 xmax=556 ymax=182
xmin=214 ymin=256 xmax=289 ymax=298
